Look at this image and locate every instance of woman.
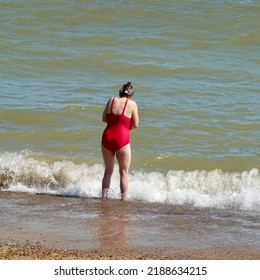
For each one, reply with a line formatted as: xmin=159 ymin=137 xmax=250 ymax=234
xmin=101 ymin=81 xmax=139 ymax=200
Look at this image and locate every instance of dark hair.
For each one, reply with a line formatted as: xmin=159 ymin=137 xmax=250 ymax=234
xmin=119 ymin=81 xmax=134 ymax=98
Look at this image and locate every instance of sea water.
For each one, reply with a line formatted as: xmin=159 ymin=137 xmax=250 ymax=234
xmin=1 ymin=1 xmax=260 ymax=216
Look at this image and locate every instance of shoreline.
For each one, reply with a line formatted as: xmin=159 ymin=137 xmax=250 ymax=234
xmin=1 ymin=191 xmax=260 ymax=260
xmin=1 ymin=241 xmax=260 ymax=260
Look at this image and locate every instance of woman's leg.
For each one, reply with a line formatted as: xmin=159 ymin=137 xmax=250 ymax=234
xmin=101 ymin=145 xmax=115 ymax=199
xmin=116 ymin=144 xmax=131 ymax=200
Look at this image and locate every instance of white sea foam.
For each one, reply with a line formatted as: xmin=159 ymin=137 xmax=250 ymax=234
xmin=1 ymin=152 xmax=260 ymax=212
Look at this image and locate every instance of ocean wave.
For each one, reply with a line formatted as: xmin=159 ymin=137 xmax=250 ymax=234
xmin=1 ymin=152 xmax=260 ymax=212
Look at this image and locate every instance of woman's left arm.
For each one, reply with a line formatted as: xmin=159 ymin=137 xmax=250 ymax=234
xmin=130 ymin=102 xmax=139 ymax=130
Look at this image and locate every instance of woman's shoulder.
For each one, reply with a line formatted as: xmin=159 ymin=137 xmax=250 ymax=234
xmin=128 ymin=99 xmax=137 ymax=108
xmin=107 ymin=96 xmax=116 ymax=104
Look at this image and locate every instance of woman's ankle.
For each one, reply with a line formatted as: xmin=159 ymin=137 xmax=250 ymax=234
xmin=102 ymin=188 xmax=109 ymax=199
xmin=121 ymin=192 xmax=127 ymax=201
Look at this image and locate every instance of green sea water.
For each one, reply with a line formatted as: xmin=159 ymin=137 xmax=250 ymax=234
xmin=1 ymin=0 xmax=260 ymax=210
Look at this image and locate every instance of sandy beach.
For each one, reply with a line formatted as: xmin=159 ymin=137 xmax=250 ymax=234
xmin=1 ymin=242 xmax=260 ymax=260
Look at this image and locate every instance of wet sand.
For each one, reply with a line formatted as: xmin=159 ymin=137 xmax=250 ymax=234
xmin=1 ymin=191 xmax=260 ymax=260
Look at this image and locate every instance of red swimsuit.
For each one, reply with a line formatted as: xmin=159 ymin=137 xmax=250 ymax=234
xmin=102 ymin=97 xmax=131 ymax=152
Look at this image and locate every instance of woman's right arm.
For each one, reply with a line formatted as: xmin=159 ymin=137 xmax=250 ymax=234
xmin=102 ymin=98 xmax=112 ymax=123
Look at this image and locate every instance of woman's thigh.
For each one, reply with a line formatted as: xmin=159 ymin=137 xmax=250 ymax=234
xmin=101 ymin=144 xmax=115 ymax=173
xmin=116 ymin=144 xmax=131 ymax=172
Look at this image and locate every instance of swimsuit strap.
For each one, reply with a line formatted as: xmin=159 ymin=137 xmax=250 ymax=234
xmin=121 ymin=99 xmax=128 ymax=115
xmin=110 ymin=97 xmax=115 ymax=113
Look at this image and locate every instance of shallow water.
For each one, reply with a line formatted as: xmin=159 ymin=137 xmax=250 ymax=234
xmin=1 ymin=192 xmax=259 ymax=251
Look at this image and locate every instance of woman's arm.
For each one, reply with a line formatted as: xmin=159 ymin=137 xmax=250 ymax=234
xmin=102 ymin=98 xmax=112 ymax=123
xmin=130 ymin=102 xmax=139 ymax=130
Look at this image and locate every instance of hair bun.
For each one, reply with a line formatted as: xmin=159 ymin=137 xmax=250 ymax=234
xmin=119 ymin=81 xmax=134 ymax=97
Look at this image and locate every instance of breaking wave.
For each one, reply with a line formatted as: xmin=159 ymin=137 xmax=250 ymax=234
xmin=1 ymin=152 xmax=260 ymax=212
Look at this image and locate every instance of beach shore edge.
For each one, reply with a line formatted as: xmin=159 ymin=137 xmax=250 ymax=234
xmin=1 ymin=241 xmax=260 ymax=260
